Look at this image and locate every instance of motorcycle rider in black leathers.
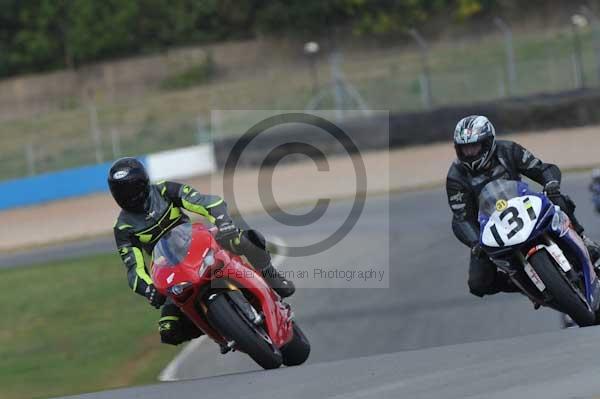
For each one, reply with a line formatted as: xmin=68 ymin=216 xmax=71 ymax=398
xmin=590 ymin=168 xmax=600 ymax=213
xmin=108 ymin=157 xmax=295 ymax=347
xmin=446 ymin=115 xmax=600 ymax=297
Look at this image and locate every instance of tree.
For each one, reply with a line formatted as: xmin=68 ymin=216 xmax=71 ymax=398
xmin=0 ymin=0 xmax=498 ymax=78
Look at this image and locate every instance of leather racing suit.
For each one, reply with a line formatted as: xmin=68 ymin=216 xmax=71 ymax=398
xmin=446 ymin=140 xmax=585 ymax=297
xmin=114 ymin=180 xmax=273 ymax=345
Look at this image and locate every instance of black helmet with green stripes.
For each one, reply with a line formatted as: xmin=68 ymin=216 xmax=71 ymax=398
xmin=108 ymin=157 xmax=150 ymax=213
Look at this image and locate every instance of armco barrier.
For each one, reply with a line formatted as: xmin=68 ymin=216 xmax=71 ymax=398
xmin=146 ymin=145 xmax=215 ymax=181
xmin=3 ymin=85 xmax=598 ymax=211
xmin=212 ymin=112 xmax=390 ymax=168
xmin=0 ymin=143 xmax=216 ymax=211
xmin=213 ymin=89 xmax=600 ymax=168
xmin=0 ymin=160 xmax=119 ymax=211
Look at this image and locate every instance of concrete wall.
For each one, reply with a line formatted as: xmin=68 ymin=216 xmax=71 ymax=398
xmin=213 ymin=89 xmax=600 ymax=168
xmin=0 ymin=161 xmax=117 ymax=211
xmin=0 ymin=144 xmax=215 ymax=211
xmin=5 ymin=86 xmax=600 ymax=211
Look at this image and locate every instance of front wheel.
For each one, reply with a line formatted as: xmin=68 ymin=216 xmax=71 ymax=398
xmin=528 ymin=250 xmax=595 ymax=327
xmin=281 ymin=322 xmax=311 ymax=366
xmin=207 ymin=293 xmax=283 ymax=369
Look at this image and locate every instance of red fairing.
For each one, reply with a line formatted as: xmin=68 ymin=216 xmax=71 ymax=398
xmin=218 ymin=255 xmax=293 ymax=347
xmin=150 ymin=223 xmax=293 ymax=349
xmin=152 ymin=224 xmax=212 ymax=293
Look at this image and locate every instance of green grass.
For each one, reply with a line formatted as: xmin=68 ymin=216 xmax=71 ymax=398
xmin=0 ymin=253 xmax=180 ymax=399
xmin=0 ymin=25 xmax=598 ymax=180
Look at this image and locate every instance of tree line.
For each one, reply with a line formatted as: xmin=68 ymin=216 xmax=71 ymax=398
xmin=0 ymin=0 xmax=535 ymax=78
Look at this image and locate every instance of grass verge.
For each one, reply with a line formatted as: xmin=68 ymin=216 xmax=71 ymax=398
xmin=0 ymin=253 xmax=180 ymax=399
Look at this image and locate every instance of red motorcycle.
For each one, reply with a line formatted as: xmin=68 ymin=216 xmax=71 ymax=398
xmin=150 ymin=222 xmax=310 ymax=369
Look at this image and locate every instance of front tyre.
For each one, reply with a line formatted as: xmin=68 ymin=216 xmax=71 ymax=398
xmin=529 ymin=250 xmax=595 ymax=327
xmin=207 ymin=293 xmax=283 ymax=369
xmin=281 ymin=322 xmax=311 ymax=366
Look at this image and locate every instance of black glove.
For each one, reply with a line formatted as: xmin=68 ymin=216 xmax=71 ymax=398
xmin=544 ymin=180 xmax=569 ymax=210
xmin=544 ymin=180 xmax=561 ymax=199
xmin=215 ymin=220 xmax=240 ymax=247
xmin=471 ymin=243 xmax=483 ymax=258
xmin=145 ymin=284 xmax=166 ymax=309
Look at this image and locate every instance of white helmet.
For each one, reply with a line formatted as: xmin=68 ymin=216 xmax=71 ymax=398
xmin=453 ymin=115 xmax=497 ymax=171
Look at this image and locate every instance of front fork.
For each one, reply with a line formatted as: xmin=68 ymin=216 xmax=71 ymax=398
xmin=491 ymin=238 xmax=571 ymax=312
xmin=508 ymin=234 xmax=599 ymax=313
xmin=504 ymin=251 xmax=555 ymax=309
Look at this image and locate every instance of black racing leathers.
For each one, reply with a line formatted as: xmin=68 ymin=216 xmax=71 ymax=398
xmin=446 ymin=140 xmax=562 ymax=248
xmin=446 ymin=140 xmax=580 ymax=297
xmin=113 ymin=180 xmax=279 ymax=345
xmin=114 ymin=181 xmax=227 ymax=296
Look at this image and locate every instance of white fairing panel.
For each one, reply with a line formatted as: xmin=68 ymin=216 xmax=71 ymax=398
xmin=482 ymin=195 xmax=543 ymax=247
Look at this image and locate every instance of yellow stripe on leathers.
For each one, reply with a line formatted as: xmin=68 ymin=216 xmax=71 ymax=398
xmin=133 ymin=247 xmax=153 ymax=285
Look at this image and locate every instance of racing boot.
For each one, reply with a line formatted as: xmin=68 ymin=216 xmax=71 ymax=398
xmin=220 ymin=341 xmax=234 ymax=354
xmin=582 ymin=234 xmax=600 ymax=270
xmin=561 ymin=313 xmax=577 ymax=329
xmin=234 ymin=229 xmax=296 ymax=298
xmin=261 ymin=263 xmax=295 ymax=298
xmin=495 ymin=271 xmax=520 ymax=294
xmin=158 ymin=313 xmax=203 ymax=346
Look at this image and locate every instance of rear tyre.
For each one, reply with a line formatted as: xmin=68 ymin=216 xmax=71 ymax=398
xmin=529 ymin=250 xmax=595 ymax=327
xmin=207 ymin=293 xmax=283 ymax=369
xmin=281 ymin=322 xmax=311 ymax=366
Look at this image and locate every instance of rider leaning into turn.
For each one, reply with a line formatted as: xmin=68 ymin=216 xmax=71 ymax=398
xmin=446 ymin=115 xmax=600 ymax=298
xmin=108 ymin=157 xmax=295 ymax=346
xmin=590 ymin=169 xmax=600 ymax=213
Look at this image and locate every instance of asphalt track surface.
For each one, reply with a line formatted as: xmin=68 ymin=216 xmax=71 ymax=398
xmin=58 ymin=327 xmax=600 ymax=399
xmin=4 ymin=172 xmax=600 ymax=398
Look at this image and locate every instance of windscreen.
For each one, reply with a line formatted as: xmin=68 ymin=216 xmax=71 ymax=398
xmin=152 ymin=223 xmax=192 ymax=267
xmin=478 ymin=180 xmax=521 ymax=217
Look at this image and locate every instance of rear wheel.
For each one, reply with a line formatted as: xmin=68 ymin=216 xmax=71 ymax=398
xmin=281 ymin=322 xmax=311 ymax=366
xmin=529 ymin=250 xmax=595 ymax=327
xmin=207 ymin=293 xmax=282 ymax=369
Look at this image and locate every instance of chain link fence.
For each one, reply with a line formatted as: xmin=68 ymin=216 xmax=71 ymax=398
xmin=2 ymin=18 xmax=600 ymax=181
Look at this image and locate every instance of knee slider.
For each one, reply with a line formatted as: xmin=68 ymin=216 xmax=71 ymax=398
xmin=158 ymin=317 xmax=186 ymax=346
xmin=468 ymin=279 xmax=489 ymax=298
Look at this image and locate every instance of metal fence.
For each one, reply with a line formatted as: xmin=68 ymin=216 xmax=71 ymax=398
xmin=3 ymin=13 xmax=600 ymax=181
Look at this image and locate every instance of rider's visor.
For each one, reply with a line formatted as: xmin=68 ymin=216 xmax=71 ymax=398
xmin=458 ymin=142 xmax=482 ymax=157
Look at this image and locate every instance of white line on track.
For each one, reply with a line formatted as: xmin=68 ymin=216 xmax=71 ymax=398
xmin=158 ymin=335 xmax=207 ymax=381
